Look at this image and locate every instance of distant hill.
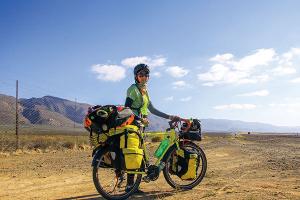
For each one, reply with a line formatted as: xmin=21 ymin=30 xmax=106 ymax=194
xmin=0 ymin=94 xmax=30 ymax=125
xmin=201 ymin=118 xmax=300 ymax=133
xmin=0 ymin=93 xmax=299 ymax=132
xmin=0 ymin=94 xmax=89 ymax=127
xmin=147 ymin=113 xmax=169 ymax=131
xmin=20 ymin=95 xmax=90 ymax=127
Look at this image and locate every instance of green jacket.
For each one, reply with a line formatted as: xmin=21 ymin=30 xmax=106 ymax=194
xmin=125 ymin=84 xmax=170 ymax=119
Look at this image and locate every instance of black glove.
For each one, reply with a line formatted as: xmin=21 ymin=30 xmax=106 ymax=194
xmin=169 ymin=115 xmax=180 ymax=121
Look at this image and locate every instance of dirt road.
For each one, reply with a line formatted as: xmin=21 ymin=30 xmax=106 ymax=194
xmin=0 ymin=134 xmax=299 ymax=199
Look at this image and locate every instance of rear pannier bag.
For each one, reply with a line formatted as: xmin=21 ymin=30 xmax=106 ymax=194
xmin=120 ymin=131 xmax=140 ymax=149
xmin=122 ymin=148 xmax=143 ymax=170
xmin=120 ymin=130 xmax=143 ymax=170
xmin=171 ymin=149 xmax=199 ymax=180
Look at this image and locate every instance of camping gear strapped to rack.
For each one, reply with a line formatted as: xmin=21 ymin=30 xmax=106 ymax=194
xmin=84 ymin=105 xmax=144 ymax=170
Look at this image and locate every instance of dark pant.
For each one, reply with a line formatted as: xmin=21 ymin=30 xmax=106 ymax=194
xmin=127 ymin=174 xmax=135 ymax=186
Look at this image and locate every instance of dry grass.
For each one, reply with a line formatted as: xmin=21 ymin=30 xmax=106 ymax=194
xmin=0 ymin=130 xmax=166 ymax=153
xmin=0 ymin=133 xmax=90 ymax=153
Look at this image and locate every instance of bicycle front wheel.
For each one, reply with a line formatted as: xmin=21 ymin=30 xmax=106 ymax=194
xmin=92 ymin=147 xmax=142 ymax=200
xmin=163 ymin=141 xmax=207 ymax=190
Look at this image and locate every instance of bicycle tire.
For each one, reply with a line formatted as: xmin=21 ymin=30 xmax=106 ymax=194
xmin=92 ymin=147 xmax=142 ymax=200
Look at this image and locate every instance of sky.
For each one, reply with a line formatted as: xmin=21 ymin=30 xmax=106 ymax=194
xmin=1 ymin=0 xmax=300 ymax=126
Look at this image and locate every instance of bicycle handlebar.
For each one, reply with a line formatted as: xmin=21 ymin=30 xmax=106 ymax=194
xmin=168 ymin=117 xmax=191 ymax=133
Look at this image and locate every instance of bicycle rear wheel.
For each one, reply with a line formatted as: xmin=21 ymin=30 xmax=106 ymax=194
xmin=92 ymin=147 xmax=142 ymax=200
xmin=163 ymin=141 xmax=207 ymax=190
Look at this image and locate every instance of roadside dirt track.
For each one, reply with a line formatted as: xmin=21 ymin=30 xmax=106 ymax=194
xmin=0 ymin=134 xmax=299 ymax=199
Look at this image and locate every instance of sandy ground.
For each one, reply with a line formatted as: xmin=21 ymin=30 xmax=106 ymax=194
xmin=0 ymin=134 xmax=299 ymax=200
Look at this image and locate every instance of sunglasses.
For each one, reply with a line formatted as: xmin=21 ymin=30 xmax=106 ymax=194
xmin=137 ymin=72 xmax=149 ymax=77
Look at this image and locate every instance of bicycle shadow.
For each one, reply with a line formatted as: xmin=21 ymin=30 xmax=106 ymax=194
xmin=129 ymin=190 xmax=176 ymax=199
xmin=56 ymin=194 xmax=104 ymax=200
xmin=56 ymin=190 xmax=176 ymax=200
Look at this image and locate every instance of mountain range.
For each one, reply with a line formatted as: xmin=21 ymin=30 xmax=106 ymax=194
xmin=0 ymin=94 xmax=299 ymax=133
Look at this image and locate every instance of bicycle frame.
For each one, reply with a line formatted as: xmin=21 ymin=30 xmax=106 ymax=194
xmin=126 ymin=128 xmax=180 ymax=175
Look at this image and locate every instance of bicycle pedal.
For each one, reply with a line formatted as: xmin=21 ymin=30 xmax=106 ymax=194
xmin=142 ymin=176 xmax=151 ymax=183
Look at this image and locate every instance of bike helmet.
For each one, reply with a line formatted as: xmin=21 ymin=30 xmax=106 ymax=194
xmin=134 ymin=63 xmax=150 ymax=76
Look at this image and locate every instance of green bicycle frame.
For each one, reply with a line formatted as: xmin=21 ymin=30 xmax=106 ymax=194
xmin=126 ymin=128 xmax=180 ymax=175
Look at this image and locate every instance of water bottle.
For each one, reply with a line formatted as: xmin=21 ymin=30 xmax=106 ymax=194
xmin=154 ymin=138 xmax=170 ymax=158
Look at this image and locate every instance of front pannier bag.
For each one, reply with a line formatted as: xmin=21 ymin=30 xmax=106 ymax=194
xmin=172 ymin=149 xmax=199 ymax=180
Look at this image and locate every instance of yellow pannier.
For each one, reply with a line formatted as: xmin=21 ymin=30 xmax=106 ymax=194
xmin=120 ymin=131 xmax=140 ymax=149
xmin=107 ymin=125 xmax=139 ymax=136
xmin=89 ymin=125 xmax=139 ymax=148
xmin=122 ymin=148 xmax=144 ymax=170
xmin=176 ymin=149 xmax=198 ymax=180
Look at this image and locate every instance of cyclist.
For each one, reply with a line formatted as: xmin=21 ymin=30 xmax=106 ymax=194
xmin=125 ymin=63 xmax=178 ymax=192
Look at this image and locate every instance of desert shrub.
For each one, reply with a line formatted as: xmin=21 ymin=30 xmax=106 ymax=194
xmin=0 ymin=133 xmax=16 ymax=152
xmin=0 ymin=140 xmax=16 ymax=152
xmin=62 ymin=141 xmax=76 ymax=149
xmin=26 ymin=139 xmax=50 ymax=150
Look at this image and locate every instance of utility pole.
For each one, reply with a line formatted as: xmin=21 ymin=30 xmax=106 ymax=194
xmin=74 ymin=98 xmax=77 ymax=129
xmin=16 ymin=80 xmax=19 ymax=150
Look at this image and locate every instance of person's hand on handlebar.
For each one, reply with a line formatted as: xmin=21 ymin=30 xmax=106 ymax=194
xmin=169 ymin=115 xmax=180 ymax=121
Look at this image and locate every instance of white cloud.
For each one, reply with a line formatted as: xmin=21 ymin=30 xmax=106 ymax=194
xmin=269 ymin=103 xmax=300 ymax=113
xmin=152 ymin=72 xmax=161 ymax=78
xmin=197 ymin=64 xmax=230 ymax=82
xmin=121 ymin=56 xmax=148 ymax=67
xmin=281 ymin=48 xmax=300 ymax=63
xmin=290 ymin=77 xmax=300 ymax=83
xmin=284 ymin=96 xmax=300 ymax=101
xmin=210 ymin=53 xmax=234 ymax=63
xmin=197 ymin=63 xmax=269 ymax=86
xmin=172 ymin=81 xmax=191 ymax=89
xmin=282 ymin=48 xmax=300 ymax=61
xmin=164 ymin=96 xmax=174 ymax=101
xmin=91 ymin=64 xmax=126 ymax=82
xmin=166 ymin=66 xmax=189 ymax=78
xmin=121 ymin=56 xmax=166 ymax=68
xmin=214 ymin=104 xmax=257 ymax=110
xmin=273 ymin=66 xmax=296 ymax=75
xmin=198 ymin=48 xmax=280 ymax=86
xmin=234 ymin=48 xmax=276 ymax=72
xmin=149 ymin=57 xmax=167 ymax=67
xmin=269 ymin=103 xmax=300 ymax=108
xmin=269 ymin=96 xmax=300 ymax=114
xmin=202 ymin=82 xmax=215 ymax=87
xmin=237 ymin=90 xmax=269 ymax=97
xmin=273 ymin=48 xmax=300 ymax=76
xmin=180 ymin=96 xmax=192 ymax=102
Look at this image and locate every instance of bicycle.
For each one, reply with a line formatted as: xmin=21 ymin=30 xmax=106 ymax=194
xmin=91 ymin=118 xmax=207 ymax=200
